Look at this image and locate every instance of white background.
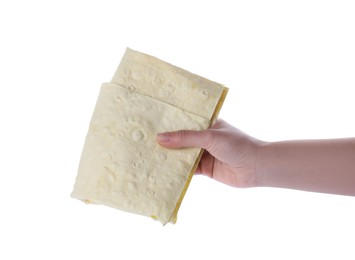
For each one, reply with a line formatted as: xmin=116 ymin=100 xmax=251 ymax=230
xmin=1 ymin=1 xmax=355 ymax=259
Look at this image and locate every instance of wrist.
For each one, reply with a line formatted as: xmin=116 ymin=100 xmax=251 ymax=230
xmin=255 ymin=140 xmax=273 ymax=188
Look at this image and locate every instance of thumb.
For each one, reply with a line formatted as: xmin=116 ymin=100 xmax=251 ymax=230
xmin=156 ymin=130 xmax=208 ymax=149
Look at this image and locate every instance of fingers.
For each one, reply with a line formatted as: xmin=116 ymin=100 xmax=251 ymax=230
xmin=195 ymin=151 xmax=215 ymax=178
xmin=156 ymin=118 xmax=228 ymax=149
xmin=156 ymin=129 xmax=209 ymax=149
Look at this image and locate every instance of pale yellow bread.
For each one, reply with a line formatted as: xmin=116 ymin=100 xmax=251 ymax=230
xmin=71 ymin=48 xmax=228 ymax=224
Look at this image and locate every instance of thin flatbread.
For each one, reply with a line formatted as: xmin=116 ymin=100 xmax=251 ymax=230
xmin=71 ymin=48 xmax=228 ymax=224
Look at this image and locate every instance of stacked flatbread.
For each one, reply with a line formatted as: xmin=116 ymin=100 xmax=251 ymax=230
xmin=71 ymin=48 xmax=228 ymax=224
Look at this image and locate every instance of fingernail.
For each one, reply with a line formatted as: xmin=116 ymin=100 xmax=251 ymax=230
xmin=156 ymin=133 xmax=170 ymax=142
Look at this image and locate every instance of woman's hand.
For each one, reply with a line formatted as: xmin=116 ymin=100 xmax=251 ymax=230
xmin=157 ymin=119 xmax=265 ymax=188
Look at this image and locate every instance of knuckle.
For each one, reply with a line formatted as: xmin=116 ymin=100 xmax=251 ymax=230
xmin=177 ymin=130 xmax=189 ymax=142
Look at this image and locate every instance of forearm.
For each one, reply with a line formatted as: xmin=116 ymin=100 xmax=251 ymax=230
xmin=256 ymin=138 xmax=355 ymax=196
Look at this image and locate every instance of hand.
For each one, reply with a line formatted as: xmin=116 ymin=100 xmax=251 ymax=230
xmin=156 ymin=119 xmax=265 ymax=188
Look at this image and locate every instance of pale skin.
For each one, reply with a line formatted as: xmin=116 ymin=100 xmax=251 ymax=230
xmin=156 ymin=119 xmax=355 ymax=196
